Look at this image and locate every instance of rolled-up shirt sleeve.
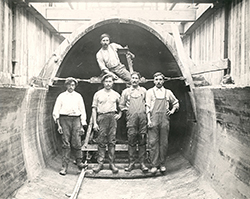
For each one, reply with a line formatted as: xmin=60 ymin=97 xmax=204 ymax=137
xmin=168 ymin=90 xmax=179 ymax=110
xmin=96 ymin=52 xmax=108 ymax=71
xmin=145 ymin=89 xmax=153 ymax=114
xmin=119 ymin=90 xmax=128 ymax=111
xmin=92 ymin=93 xmax=98 ymax=109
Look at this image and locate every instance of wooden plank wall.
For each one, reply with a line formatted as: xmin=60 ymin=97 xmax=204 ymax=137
xmin=228 ymin=0 xmax=250 ymax=86
xmin=0 ymin=0 xmax=63 ymax=86
xmin=183 ymin=7 xmax=226 ymax=85
xmin=183 ymin=0 xmax=250 ymax=86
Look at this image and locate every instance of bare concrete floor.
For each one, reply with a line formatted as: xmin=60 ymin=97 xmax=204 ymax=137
xmin=12 ymin=153 xmax=221 ymax=199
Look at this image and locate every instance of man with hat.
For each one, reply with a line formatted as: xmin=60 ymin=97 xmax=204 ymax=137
xmin=96 ymin=33 xmax=131 ymax=82
xmin=53 ymin=77 xmax=87 ymax=175
xmin=119 ymin=71 xmax=149 ymax=172
xmin=92 ymin=74 xmax=122 ymax=173
xmin=146 ymin=72 xmax=179 ymax=174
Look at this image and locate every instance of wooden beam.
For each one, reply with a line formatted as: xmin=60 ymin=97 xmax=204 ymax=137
xmin=169 ymin=3 xmax=177 ymax=10
xmin=26 ymin=0 xmax=221 ymax=3
xmin=190 ymin=59 xmax=230 ymax=75
xmin=184 ymin=2 xmax=225 ymax=34
xmin=171 ymin=23 xmax=197 ymax=120
xmin=46 ymin=9 xmax=196 ymax=22
xmin=50 ymin=21 xmax=185 ymax=34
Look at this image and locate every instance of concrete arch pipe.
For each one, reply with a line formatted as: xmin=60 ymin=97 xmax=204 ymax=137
xmin=32 ymin=17 xmax=196 ymax=158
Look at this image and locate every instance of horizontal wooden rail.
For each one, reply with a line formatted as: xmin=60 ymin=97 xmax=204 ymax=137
xmin=190 ymin=59 xmax=230 ymax=75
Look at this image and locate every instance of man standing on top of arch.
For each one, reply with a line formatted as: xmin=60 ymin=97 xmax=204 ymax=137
xmin=96 ymin=33 xmax=132 ymax=82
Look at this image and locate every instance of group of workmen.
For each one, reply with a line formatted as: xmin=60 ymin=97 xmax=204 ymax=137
xmin=52 ymin=33 xmax=179 ymax=176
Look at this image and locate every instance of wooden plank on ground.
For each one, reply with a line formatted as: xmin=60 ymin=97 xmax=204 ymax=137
xmin=82 ymin=144 xmax=128 ymax=151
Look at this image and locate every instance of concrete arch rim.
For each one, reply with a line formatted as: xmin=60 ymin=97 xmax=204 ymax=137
xmin=39 ymin=17 xmax=184 ymax=86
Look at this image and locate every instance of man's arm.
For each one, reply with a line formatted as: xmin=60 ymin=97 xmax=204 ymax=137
xmin=96 ymin=51 xmax=118 ymax=79
xmin=92 ymin=107 xmax=99 ymax=132
xmin=79 ymin=95 xmax=87 ymax=126
xmin=145 ymin=89 xmax=153 ymax=128
xmin=166 ymin=90 xmax=179 ymax=116
xmin=119 ymin=89 xmax=128 ymax=112
xmin=53 ymin=95 xmax=63 ymax=134
xmin=114 ymin=94 xmax=122 ymax=120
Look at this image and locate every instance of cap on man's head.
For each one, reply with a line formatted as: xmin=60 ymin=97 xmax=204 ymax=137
xmin=153 ymin=72 xmax=165 ymax=79
xmin=65 ymin=77 xmax=78 ymax=86
xmin=100 ymin=33 xmax=110 ymax=41
xmin=101 ymin=74 xmax=114 ymax=83
xmin=131 ymin=71 xmax=141 ymax=79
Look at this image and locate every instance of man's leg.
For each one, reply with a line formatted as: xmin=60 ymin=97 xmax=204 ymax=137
xmin=108 ymin=114 xmax=118 ymax=173
xmin=138 ymin=113 xmax=148 ymax=172
xmin=59 ymin=116 xmax=71 ymax=175
xmin=92 ymin=145 xmax=106 ymax=173
xmin=138 ymin=133 xmax=148 ymax=172
xmin=108 ymin=144 xmax=119 ymax=173
xmin=72 ymin=117 xmax=87 ymax=170
xmin=93 ymin=115 xmax=108 ymax=173
xmin=125 ymin=127 xmax=137 ymax=172
xmin=110 ymin=64 xmax=131 ymax=82
xmin=159 ymin=115 xmax=170 ymax=173
xmin=148 ymin=125 xmax=160 ymax=174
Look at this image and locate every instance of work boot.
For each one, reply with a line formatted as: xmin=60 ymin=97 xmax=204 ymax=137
xmin=124 ymin=145 xmax=136 ymax=172
xmin=138 ymin=145 xmax=148 ymax=172
xmin=93 ymin=163 xmax=103 ymax=173
xmin=150 ymin=167 xmax=158 ymax=174
xmin=108 ymin=144 xmax=119 ymax=174
xmin=60 ymin=148 xmax=70 ymax=175
xmin=59 ymin=163 xmax=68 ymax=175
xmin=109 ymin=163 xmax=119 ymax=174
xmin=92 ymin=146 xmax=106 ymax=173
xmin=124 ymin=162 xmax=135 ymax=172
xmin=76 ymin=158 xmax=87 ymax=170
xmin=140 ymin=162 xmax=148 ymax=172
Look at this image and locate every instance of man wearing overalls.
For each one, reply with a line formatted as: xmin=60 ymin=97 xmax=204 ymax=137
xmin=119 ymin=72 xmax=149 ymax=172
xmin=146 ymin=72 xmax=179 ymax=174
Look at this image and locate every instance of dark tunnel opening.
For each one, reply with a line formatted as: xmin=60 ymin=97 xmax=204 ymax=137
xmin=50 ymin=21 xmax=193 ymax=154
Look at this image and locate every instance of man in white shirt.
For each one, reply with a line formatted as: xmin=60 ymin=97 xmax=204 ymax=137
xmin=146 ymin=72 xmax=179 ymax=174
xmin=96 ymin=33 xmax=131 ymax=82
xmin=119 ymin=72 xmax=148 ymax=172
xmin=53 ymin=77 xmax=87 ymax=175
xmin=92 ymin=74 xmax=122 ymax=173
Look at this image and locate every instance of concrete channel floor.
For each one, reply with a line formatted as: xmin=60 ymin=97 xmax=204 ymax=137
xmin=12 ymin=153 xmax=221 ymax=199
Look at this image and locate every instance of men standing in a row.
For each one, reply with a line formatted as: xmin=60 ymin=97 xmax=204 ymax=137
xmin=53 ymin=77 xmax=87 ymax=175
xmin=96 ymin=33 xmax=131 ymax=82
xmin=120 ymin=72 xmax=149 ymax=172
xmin=146 ymin=72 xmax=179 ymax=174
xmin=92 ymin=74 xmax=122 ymax=174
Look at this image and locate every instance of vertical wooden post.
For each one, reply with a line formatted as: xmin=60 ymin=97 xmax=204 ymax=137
xmin=171 ymin=23 xmax=197 ymax=120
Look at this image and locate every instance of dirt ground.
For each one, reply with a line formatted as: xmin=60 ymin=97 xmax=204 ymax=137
xmin=12 ymin=153 xmax=221 ymax=199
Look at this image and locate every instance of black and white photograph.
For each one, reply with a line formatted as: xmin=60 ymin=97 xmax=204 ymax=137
xmin=0 ymin=0 xmax=249 ymax=199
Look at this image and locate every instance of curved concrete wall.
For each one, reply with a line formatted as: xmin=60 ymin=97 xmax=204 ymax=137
xmin=182 ymin=87 xmax=250 ymax=199
xmin=0 ymin=87 xmax=58 ymax=198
